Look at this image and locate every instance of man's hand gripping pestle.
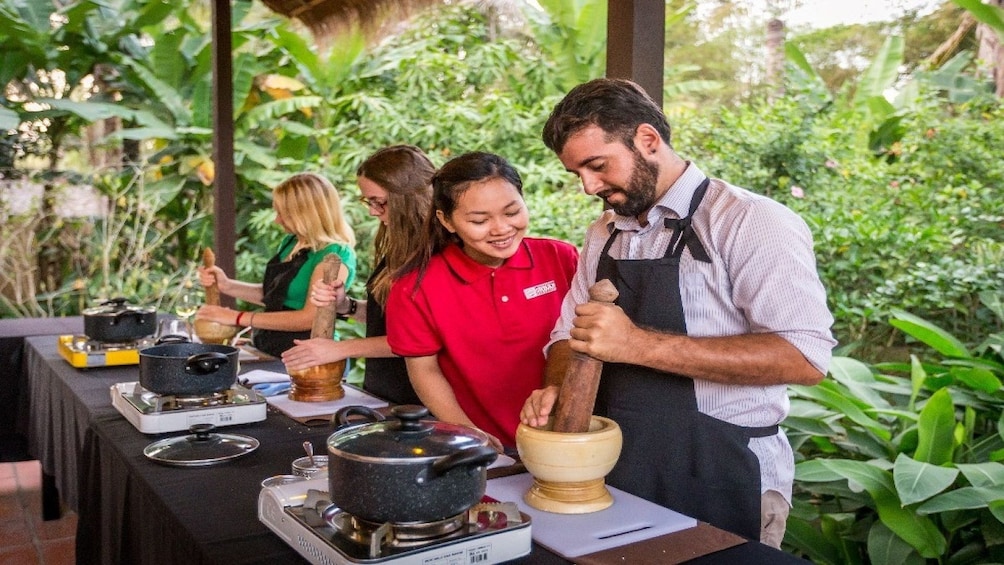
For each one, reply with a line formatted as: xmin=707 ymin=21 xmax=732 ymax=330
xmin=550 ymin=279 xmax=619 ymax=433
xmin=310 ymin=254 xmax=342 ymax=339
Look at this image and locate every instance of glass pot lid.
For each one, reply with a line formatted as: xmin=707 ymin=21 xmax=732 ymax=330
xmin=328 ymin=405 xmax=489 ymax=461
xmin=84 ymin=297 xmax=155 ymax=316
xmin=144 ymin=423 xmax=259 ymax=467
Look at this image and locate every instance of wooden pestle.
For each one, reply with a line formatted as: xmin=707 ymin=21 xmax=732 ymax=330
xmin=310 ymin=254 xmax=342 ymax=339
xmin=202 ymin=247 xmax=220 ymax=306
xmin=550 ymin=279 xmax=619 ymax=433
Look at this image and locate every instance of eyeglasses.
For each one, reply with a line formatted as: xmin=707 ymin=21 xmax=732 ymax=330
xmin=358 ymin=196 xmax=388 ymax=212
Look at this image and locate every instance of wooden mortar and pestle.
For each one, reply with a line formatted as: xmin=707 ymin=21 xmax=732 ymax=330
xmin=287 ymin=254 xmax=345 ymax=402
xmin=515 ymin=279 xmax=624 ymax=514
xmin=193 ymin=247 xmax=241 ymax=345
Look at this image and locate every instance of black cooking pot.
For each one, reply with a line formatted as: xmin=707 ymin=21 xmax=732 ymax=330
xmin=83 ymin=297 xmax=157 ymax=342
xmin=138 ymin=341 xmax=239 ymax=396
xmin=327 ymin=405 xmax=498 ymax=524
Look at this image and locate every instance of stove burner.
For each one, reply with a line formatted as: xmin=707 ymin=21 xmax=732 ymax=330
xmin=112 ymin=382 xmax=267 ymax=434
xmin=331 ymin=512 xmax=466 ymax=552
xmin=157 ymin=390 xmax=229 ymax=410
xmin=122 ymin=382 xmax=264 ymax=414
xmin=69 ymin=335 xmax=153 ymax=352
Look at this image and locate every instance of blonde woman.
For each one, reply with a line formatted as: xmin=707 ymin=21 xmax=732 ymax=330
xmin=282 ymin=145 xmax=433 ymax=405
xmin=196 ymin=172 xmax=357 ymax=357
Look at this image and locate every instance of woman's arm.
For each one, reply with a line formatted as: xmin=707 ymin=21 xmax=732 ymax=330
xmin=309 ymin=279 xmax=368 ymax=325
xmin=405 ymin=355 xmax=503 ymax=451
xmin=282 ymin=335 xmax=395 ymax=372
xmin=198 ymin=265 xmax=264 ymax=305
xmin=197 ymin=262 xmax=350 ymax=331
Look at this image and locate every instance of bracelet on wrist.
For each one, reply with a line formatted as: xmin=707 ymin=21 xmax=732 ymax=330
xmin=236 ymin=311 xmax=245 ymax=326
xmin=248 ymin=312 xmax=256 ymax=328
xmin=337 ymin=297 xmax=358 ymax=320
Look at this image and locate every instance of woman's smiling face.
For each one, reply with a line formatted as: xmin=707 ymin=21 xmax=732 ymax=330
xmin=437 ymin=177 xmax=529 ymax=267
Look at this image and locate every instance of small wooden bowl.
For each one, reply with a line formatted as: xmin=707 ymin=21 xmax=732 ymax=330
xmin=193 ymin=319 xmax=240 ymax=345
xmin=288 ymin=361 xmax=346 ymax=402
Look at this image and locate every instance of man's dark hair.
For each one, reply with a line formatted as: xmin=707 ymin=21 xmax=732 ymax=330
xmin=542 ymin=78 xmax=672 ymax=154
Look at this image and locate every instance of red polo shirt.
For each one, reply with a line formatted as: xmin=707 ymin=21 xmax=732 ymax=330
xmin=387 ymin=237 xmax=578 ymax=446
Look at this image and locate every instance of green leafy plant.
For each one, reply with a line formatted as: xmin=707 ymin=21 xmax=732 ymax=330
xmin=784 ymin=292 xmax=1004 ymax=563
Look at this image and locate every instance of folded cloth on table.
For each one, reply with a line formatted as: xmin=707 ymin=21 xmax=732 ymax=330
xmin=239 ymin=369 xmax=290 ymax=386
xmin=252 ymin=382 xmax=292 ymax=397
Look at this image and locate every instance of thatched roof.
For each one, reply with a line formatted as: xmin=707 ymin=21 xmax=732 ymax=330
xmin=259 ymin=0 xmax=445 ymax=42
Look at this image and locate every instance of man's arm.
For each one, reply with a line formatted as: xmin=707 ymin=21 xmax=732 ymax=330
xmin=569 ymin=301 xmax=824 ymax=386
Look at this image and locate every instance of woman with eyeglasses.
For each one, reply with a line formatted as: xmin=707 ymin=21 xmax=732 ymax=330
xmin=385 ymin=151 xmax=578 ymax=451
xmin=196 ymin=172 xmax=357 ymax=357
xmin=281 ymin=145 xmax=434 ymax=406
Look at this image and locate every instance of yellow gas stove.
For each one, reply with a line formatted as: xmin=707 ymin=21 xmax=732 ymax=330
xmin=58 ymin=335 xmax=153 ymax=368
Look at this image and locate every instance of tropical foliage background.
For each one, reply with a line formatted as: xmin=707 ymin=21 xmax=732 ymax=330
xmin=1 ymin=0 xmax=1003 ymax=561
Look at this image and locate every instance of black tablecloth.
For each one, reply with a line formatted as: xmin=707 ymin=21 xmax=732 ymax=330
xmin=24 ymin=334 xmax=137 ymax=511
xmin=12 ymin=329 xmax=806 ymax=564
xmin=0 ymin=316 xmax=82 ymax=461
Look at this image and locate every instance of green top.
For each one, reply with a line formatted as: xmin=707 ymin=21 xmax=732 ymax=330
xmin=277 ymin=235 xmax=357 ymax=311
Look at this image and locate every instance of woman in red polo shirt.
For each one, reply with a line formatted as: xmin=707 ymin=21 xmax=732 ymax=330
xmin=386 ymin=152 xmax=578 ymax=450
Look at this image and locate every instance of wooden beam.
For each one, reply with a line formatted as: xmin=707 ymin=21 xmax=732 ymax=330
xmin=606 ymin=0 xmax=665 ymax=106
xmin=211 ymin=0 xmax=237 ymax=306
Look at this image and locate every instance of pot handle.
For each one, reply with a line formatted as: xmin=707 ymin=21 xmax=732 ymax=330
xmin=332 ymin=405 xmax=386 ymax=428
xmin=418 ymin=445 xmax=498 ymax=484
xmin=185 ymin=352 xmax=229 ymax=375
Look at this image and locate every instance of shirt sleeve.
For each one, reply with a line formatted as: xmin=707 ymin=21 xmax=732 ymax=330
xmin=718 ymin=198 xmax=836 ymax=374
xmin=322 ymin=242 xmax=357 ymax=289
xmin=386 ymin=272 xmax=442 ymax=357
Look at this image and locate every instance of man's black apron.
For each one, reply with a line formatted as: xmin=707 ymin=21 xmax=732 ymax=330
xmin=253 ymin=246 xmax=311 ymax=357
xmin=593 ymin=178 xmax=777 ymax=541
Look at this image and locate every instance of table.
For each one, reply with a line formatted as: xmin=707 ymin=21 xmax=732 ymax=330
xmin=23 ymin=332 xmax=134 ymax=516
xmin=0 ymin=316 xmax=82 ymax=462
xmin=17 ymin=333 xmax=807 ymax=564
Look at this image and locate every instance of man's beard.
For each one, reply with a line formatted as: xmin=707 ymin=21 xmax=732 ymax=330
xmin=605 ymin=151 xmax=660 ymax=218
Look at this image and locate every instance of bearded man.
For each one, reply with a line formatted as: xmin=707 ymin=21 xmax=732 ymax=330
xmin=520 ymin=78 xmax=836 ymax=548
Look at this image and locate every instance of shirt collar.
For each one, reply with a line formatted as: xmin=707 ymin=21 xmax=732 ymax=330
xmin=442 ymin=240 xmax=534 ymax=283
xmin=610 ymin=161 xmax=707 ymax=232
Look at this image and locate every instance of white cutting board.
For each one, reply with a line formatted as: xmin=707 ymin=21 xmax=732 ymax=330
xmin=485 ymin=473 xmax=697 ymax=559
xmin=266 ymin=384 xmax=388 ymax=419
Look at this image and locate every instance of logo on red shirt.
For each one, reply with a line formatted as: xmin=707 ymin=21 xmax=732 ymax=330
xmin=523 ymin=280 xmax=557 ymax=300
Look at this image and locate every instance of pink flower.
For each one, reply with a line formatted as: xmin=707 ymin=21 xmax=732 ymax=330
xmin=825 ymin=159 xmax=838 ymax=168
xmin=790 ymin=185 xmax=805 ymax=198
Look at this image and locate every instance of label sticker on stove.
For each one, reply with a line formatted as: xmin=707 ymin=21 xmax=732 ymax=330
xmin=419 ymin=542 xmax=492 ymax=564
xmin=467 ymin=544 xmax=492 ymax=563
xmin=186 ymin=413 xmax=216 ymax=426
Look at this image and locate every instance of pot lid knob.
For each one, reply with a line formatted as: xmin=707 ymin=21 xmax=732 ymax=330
xmin=392 ymin=405 xmax=432 ymax=433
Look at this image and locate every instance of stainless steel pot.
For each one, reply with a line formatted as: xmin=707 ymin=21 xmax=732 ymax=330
xmin=83 ymin=298 xmax=157 ymax=342
xmin=326 ymin=405 xmax=498 ymax=524
xmin=138 ymin=342 xmax=239 ymax=396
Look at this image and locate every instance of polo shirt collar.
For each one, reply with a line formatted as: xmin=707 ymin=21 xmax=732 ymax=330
xmin=610 ymin=161 xmax=706 ymax=232
xmin=442 ymin=240 xmax=534 ymax=284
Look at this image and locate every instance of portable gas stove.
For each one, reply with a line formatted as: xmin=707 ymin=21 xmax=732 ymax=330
xmin=58 ymin=334 xmax=154 ymax=368
xmin=111 ymin=381 xmax=267 ymax=434
xmin=259 ymin=477 xmax=532 ymax=565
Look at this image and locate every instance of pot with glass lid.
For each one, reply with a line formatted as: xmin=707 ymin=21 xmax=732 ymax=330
xmin=83 ymin=297 xmax=157 ymax=342
xmin=326 ymin=405 xmax=498 ymax=524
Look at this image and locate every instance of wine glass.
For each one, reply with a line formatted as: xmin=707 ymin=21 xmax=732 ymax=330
xmin=175 ymin=285 xmax=202 ymax=339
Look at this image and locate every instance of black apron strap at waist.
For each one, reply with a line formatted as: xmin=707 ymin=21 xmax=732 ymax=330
xmin=744 ymin=424 xmax=780 ymax=438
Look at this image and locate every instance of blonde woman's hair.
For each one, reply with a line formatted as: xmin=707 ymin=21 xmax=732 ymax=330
xmin=272 ymin=173 xmax=356 ymax=250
